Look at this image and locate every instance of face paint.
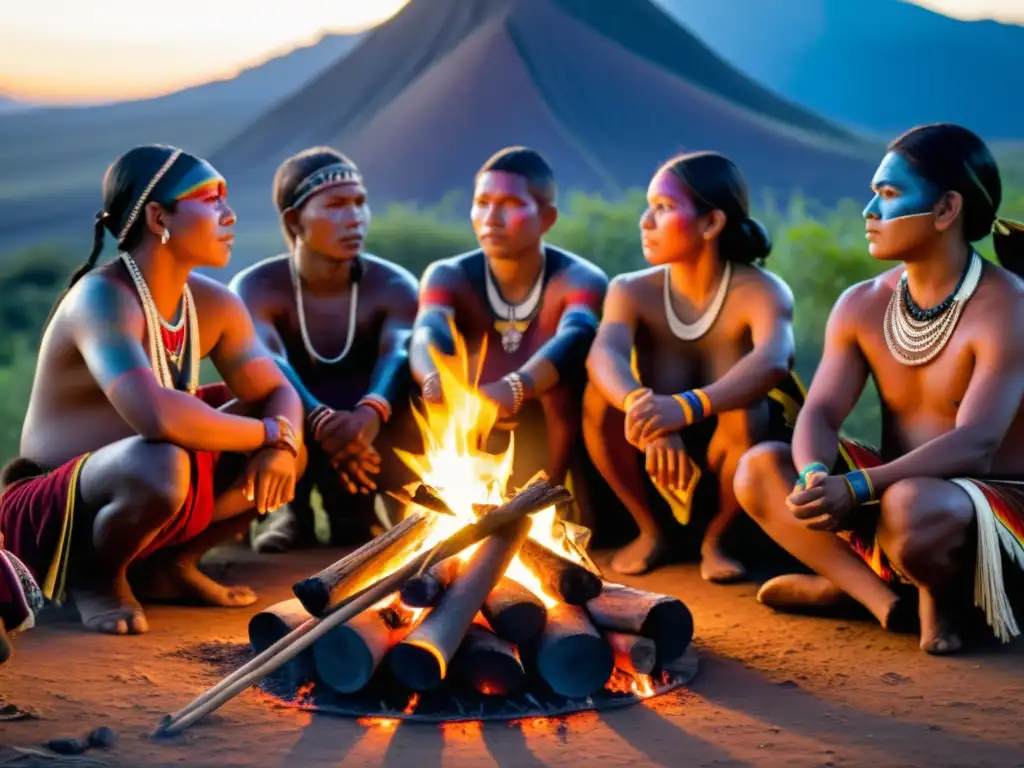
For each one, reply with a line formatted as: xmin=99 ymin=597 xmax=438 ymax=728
xmin=164 ymin=159 xmax=227 ymax=202
xmin=863 ymin=151 xmax=943 ymax=221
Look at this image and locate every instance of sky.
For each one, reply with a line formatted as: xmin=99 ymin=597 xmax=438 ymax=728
xmin=1 ymin=0 xmax=1022 ymax=104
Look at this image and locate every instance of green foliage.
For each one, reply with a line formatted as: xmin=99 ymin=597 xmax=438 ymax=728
xmin=2 ymin=179 xmax=1022 ymax=464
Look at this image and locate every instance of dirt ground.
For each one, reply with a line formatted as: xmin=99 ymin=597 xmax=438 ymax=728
xmin=1 ymin=544 xmax=1023 ymax=768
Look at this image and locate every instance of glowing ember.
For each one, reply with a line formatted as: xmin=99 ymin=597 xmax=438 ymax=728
xmin=603 ymin=669 xmax=657 ymax=699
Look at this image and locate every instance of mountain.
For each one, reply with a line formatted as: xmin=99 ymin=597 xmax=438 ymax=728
xmin=653 ymin=0 xmax=1024 ymax=139
xmin=0 ymin=33 xmax=361 ymax=253
xmin=209 ymin=0 xmax=879 ymax=265
xmin=0 ymin=96 xmax=32 ymax=114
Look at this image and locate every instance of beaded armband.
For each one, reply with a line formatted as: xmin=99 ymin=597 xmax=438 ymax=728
xmin=843 ymin=469 xmax=875 ymax=506
xmin=264 ymin=416 xmax=300 ymax=457
xmin=357 ymin=393 xmax=392 ymax=424
xmin=503 ymin=372 xmax=526 ymax=415
xmin=672 ymin=388 xmax=711 ymax=425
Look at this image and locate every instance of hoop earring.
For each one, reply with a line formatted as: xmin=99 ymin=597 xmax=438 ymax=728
xmin=161 ymin=228 xmax=171 ymax=245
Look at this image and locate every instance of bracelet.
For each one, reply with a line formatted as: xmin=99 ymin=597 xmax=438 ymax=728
xmin=623 ymin=387 xmax=650 ymax=410
xmin=357 ymin=394 xmax=392 ymax=424
xmin=843 ymin=469 xmax=875 ymax=506
xmin=422 ymin=371 xmax=441 ymax=395
xmin=263 ymin=415 xmax=299 ymax=457
xmin=503 ymin=372 xmax=526 ymax=415
xmin=673 ymin=389 xmax=711 ymax=425
xmin=797 ymin=461 xmax=830 ymax=488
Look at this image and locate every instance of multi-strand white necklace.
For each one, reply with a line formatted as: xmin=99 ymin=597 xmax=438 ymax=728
xmin=484 ymin=255 xmax=545 ymax=353
xmin=883 ymin=250 xmax=983 ymax=366
xmin=290 ymin=256 xmax=359 ymax=365
xmin=663 ymin=261 xmax=732 ymax=341
xmin=119 ymin=251 xmax=200 ymax=394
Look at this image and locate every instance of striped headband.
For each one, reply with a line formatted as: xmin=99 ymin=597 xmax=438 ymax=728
xmin=288 ymin=162 xmax=363 ymax=210
xmin=116 ymin=149 xmax=182 ymax=244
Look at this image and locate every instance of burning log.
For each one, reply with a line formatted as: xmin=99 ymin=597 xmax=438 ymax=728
xmin=247 ymin=599 xmax=317 ymax=687
xmin=156 ymin=477 xmax=570 ymax=736
xmin=586 ymin=583 xmax=694 ymax=666
xmin=534 ymin=602 xmax=614 ymax=698
xmin=482 ymin=576 xmax=547 ymax=645
xmin=399 ymin=557 xmax=460 ymax=608
xmin=389 ymin=516 xmax=531 ymax=691
xmin=516 ymin=538 xmax=602 ymax=606
xmin=314 ymin=602 xmax=419 ymax=694
xmin=450 ymin=623 xmax=525 ymax=696
xmin=293 ymin=510 xmax=432 ymax=617
xmin=606 ymin=631 xmax=656 ymax=677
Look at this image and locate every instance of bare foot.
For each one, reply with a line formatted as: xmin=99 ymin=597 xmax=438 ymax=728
xmin=757 ymin=574 xmax=846 ymax=613
xmin=610 ymin=533 xmax=666 ymax=575
xmin=72 ymin=576 xmax=148 ymax=635
xmin=700 ymin=545 xmax=747 ymax=584
xmin=139 ymin=560 xmax=257 ymax=608
xmin=917 ymin=589 xmax=963 ymax=654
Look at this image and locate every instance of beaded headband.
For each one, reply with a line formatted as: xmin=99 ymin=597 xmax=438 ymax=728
xmin=116 ymin=149 xmax=183 ymax=244
xmin=288 ymin=162 xmax=363 ymax=210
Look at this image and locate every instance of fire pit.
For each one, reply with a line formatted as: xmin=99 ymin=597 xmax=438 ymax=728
xmin=245 ymin=336 xmax=699 ymax=723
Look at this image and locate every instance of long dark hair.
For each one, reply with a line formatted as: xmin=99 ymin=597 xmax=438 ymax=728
xmin=890 ymin=123 xmax=1024 ymax=276
xmin=659 ymin=151 xmax=772 ymax=266
xmin=42 ymin=144 xmax=204 ymax=332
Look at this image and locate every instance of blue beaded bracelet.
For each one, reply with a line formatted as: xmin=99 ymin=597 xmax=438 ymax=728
xmin=796 ymin=462 xmax=829 ymax=489
xmin=843 ymin=469 xmax=875 ymax=505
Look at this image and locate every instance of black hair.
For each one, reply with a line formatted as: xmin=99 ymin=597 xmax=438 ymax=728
xmin=42 ymin=144 xmax=201 ymax=332
xmin=476 ymin=146 xmax=558 ymax=208
xmin=889 ymin=122 xmax=1024 ymax=276
xmin=659 ymin=151 xmax=771 ymax=266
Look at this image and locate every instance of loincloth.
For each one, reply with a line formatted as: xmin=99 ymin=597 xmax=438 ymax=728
xmin=0 ymin=383 xmax=230 ymax=615
xmin=647 ymin=370 xmax=808 ymax=526
xmin=837 ymin=438 xmax=1024 ymax=642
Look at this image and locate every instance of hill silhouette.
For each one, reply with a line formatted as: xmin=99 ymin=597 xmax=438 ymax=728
xmin=656 ymin=0 xmax=1024 ymax=139
xmin=210 ymin=0 xmax=879 ymax=255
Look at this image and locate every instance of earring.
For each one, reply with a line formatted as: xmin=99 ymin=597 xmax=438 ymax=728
xmin=161 ymin=228 xmax=170 ymax=245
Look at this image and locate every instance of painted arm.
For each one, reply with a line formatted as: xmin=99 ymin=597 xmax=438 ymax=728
xmin=70 ymin=276 xmax=273 ymax=453
xmin=229 ymin=270 xmax=322 ymax=414
xmin=359 ymin=271 xmax=418 ymax=419
xmin=585 ymin=276 xmax=645 ymax=411
xmin=791 ymin=286 xmax=870 ymax=479
xmin=410 ymin=261 xmax=460 ymax=386
xmin=516 ymin=264 xmax=607 ymax=399
xmin=695 ymin=275 xmax=795 ymax=413
xmin=864 ymin=297 xmax=1024 ymax=494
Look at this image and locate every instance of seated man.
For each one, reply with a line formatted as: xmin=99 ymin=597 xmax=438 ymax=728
xmin=231 ymin=148 xmax=419 ymax=552
xmin=735 ymin=123 xmax=1024 ymax=654
xmin=0 ymin=144 xmax=304 ymax=636
xmin=410 ymin=146 xmax=607 ymax=491
xmin=584 ymin=151 xmax=797 ymax=580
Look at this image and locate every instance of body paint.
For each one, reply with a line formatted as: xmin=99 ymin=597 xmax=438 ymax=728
xmin=163 ymin=159 xmax=227 ymax=202
xmin=863 ymin=151 xmax=944 ymax=221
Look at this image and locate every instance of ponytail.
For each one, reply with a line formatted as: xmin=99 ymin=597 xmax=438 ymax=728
xmin=41 ymin=211 xmax=109 ymax=334
xmin=992 ymin=218 xmax=1024 ymax=278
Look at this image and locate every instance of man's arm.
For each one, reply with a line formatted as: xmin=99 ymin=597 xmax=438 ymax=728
xmin=70 ymin=276 xmax=270 ymax=454
xmin=410 ymin=261 xmax=461 ymax=385
xmin=695 ymin=274 xmax=795 ymax=413
xmin=791 ymin=285 xmax=871 ymax=476
xmin=516 ymin=263 xmax=608 ymax=399
xmin=206 ymin=284 xmax=305 ymax=443
xmin=357 ymin=271 xmax=418 ymax=420
xmin=585 ymin=276 xmax=645 ymax=410
xmin=864 ymin=295 xmax=1024 ymax=494
xmin=229 ymin=269 xmax=323 ymax=414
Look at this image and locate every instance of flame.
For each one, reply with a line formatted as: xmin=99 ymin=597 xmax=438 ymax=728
xmin=604 ymin=669 xmax=656 ymax=699
xmin=402 ymin=693 xmax=420 ymax=714
xmin=394 ymin=321 xmax=589 ymax=608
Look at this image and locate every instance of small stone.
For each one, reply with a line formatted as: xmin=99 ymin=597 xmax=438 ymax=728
xmin=45 ymin=736 xmax=88 ymax=755
xmin=88 ymin=726 xmax=118 ymax=748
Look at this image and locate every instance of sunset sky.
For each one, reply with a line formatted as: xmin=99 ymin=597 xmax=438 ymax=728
xmin=2 ymin=0 xmax=1022 ymax=104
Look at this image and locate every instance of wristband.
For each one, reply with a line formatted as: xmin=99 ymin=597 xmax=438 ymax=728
xmin=357 ymin=393 xmax=392 ymax=424
xmin=503 ymin=372 xmax=526 ymax=415
xmin=263 ymin=415 xmax=299 ymax=457
xmin=843 ymin=470 xmax=875 ymax=506
xmin=673 ymin=389 xmax=711 ymax=425
xmin=797 ymin=461 xmax=830 ymax=489
xmin=623 ymin=387 xmax=650 ymax=411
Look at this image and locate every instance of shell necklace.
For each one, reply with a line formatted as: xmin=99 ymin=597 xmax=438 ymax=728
xmin=883 ymin=250 xmax=983 ymax=366
xmin=290 ymin=256 xmax=359 ymax=365
xmin=119 ymin=252 xmax=200 ymax=394
xmin=484 ymin=254 xmax=545 ymax=353
xmin=663 ymin=261 xmax=732 ymax=341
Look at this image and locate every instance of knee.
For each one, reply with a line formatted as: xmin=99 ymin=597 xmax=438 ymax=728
xmin=879 ymin=479 xmax=971 ymax=573
xmin=733 ymin=442 xmax=792 ymax=521
xmin=123 ymin=443 xmax=191 ymax=524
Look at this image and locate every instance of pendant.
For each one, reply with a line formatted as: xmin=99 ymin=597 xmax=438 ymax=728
xmin=495 ymin=320 xmax=528 ymax=353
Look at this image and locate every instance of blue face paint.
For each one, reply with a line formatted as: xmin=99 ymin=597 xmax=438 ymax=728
xmin=863 ymin=151 xmax=944 ymax=221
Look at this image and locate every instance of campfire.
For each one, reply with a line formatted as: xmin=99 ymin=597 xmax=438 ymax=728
xmin=246 ymin=332 xmax=697 ymax=723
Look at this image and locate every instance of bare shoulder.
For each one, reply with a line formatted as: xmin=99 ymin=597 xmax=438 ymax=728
xmin=421 ymin=252 xmax=474 ymax=290
xmin=63 ymin=266 xmax=142 ymax=328
xmin=731 ymin=264 xmax=794 ymax=310
xmin=970 ymin=261 xmax=1024 ymax=333
xmin=228 ymin=254 xmax=291 ymax=300
xmin=557 ymin=249 xmax=609 ymax=287
xmin=362 ymin=253 xmax=418 ymax=299
xmin=606 ymin=266 xmax=663 ymax=306
xmin=187 ymin=271 xmax=251 ymax=324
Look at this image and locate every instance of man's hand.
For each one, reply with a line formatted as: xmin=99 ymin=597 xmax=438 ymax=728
xmin=336 ymin=446 xmax=382 ymax=495
xmin=310 ymin=406 xmax=381 ymax=464
xmin=626 ymin=391 xmax=687 ymax=448
xmin=644 ymin=433 xmax=691 ymax=490
xmin=480 ymin=379 xmax=519 ymax=420
xmin=244 ymin=448 xmax=299 ymax=514
xmin=786 ymin=475 xmax=855 ymax=532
